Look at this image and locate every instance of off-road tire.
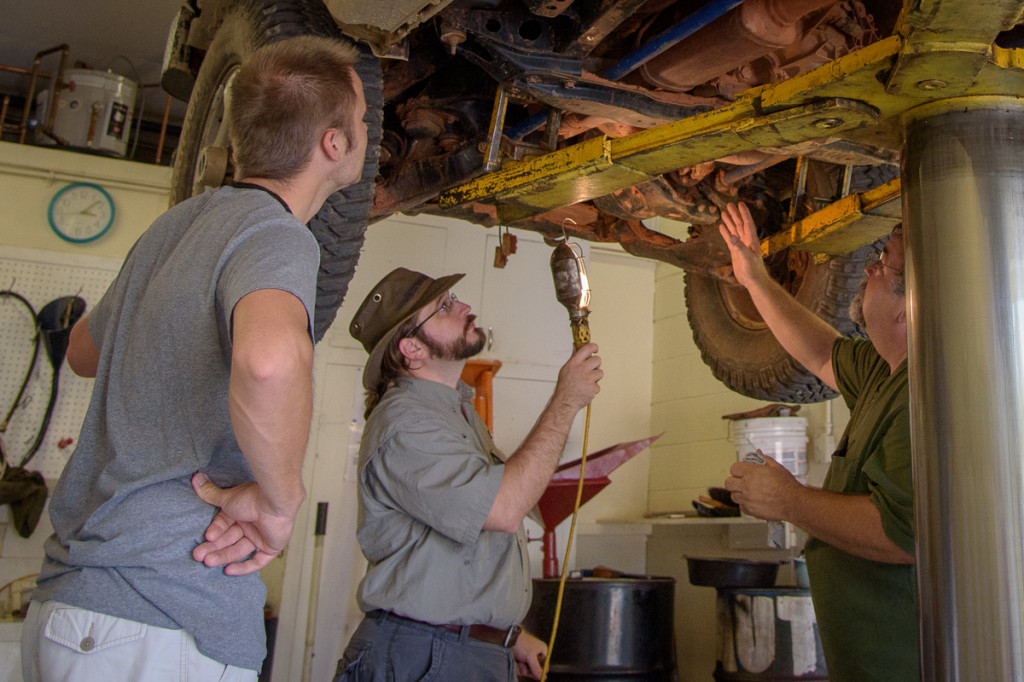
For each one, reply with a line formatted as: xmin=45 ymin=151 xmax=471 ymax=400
xmin=171 ymin=0 xmax=382 ymax=341
xmin=683 ymin=165 xmax=897 ymax=402
xmin=684 ymin=248 xmax=871 ymax=402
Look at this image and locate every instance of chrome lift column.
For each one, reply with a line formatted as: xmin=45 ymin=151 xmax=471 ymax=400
xmin=902 ymin=98 xmax=1024 ymax=680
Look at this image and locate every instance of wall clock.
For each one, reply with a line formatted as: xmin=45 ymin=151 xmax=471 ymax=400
xmin=47 ymin=182 xmax=115 ymax=243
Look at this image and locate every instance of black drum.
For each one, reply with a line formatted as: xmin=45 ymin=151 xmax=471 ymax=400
xmin=523 ymin=576 xmax=677 ymax=681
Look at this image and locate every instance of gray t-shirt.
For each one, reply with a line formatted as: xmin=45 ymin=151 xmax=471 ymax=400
xmin=32 ymin=185 xmax=319 ymax=670
xmin=356 ymin=376 xmax=532 ymax=627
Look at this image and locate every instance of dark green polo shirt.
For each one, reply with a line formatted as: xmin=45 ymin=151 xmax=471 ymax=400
xmin=804 ymin=338 xmax=920 ymax=682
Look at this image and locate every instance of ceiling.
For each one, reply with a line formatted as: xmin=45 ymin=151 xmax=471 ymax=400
xmin=0 ymin=0 xmax=187 ymax=127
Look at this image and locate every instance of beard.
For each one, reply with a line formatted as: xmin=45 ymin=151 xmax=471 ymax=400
xmin=417 ymin=317 xmax=486 ymax=360
xmin=849 ymin=277 xmax=867 ymax=328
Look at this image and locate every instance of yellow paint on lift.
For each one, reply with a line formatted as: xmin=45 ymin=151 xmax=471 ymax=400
xmin=613 ymin=99 xmax=878 ymax=175
xmin=439 ymin=136 xmax=652 ymax=209
xmin=764 ymin=178 xmax=902 ymax=257
xmin=441 ymin=99 xmax=877 ymax=218
xmin=992 ymin=46 xmax=1024 ymax=70
xmin=962 ymin=51 xmax=1024 ymax=98
xmin=886 ymin=47 xmax=992 ymax=97
xmin=758 ymin=37 xmax=902 ymax=108
xmin=897 ymin=0 xmax=1021 ymax=46
xmin=493 ymin=158 xmax=655 ymax=224
xmin=885 ymin=0 xmax=1021 ymax=96
xmin=901 ymin=94 xmax=1024 ymax=124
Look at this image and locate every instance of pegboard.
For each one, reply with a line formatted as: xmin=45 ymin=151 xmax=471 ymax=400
xmin=0 ymin=247 xmax=121 ymax=482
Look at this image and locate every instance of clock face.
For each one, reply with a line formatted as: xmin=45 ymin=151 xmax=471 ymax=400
xmin=48 ymin=182 xmax=115 ymax=243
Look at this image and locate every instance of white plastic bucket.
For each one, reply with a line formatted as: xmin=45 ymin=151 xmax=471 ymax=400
xmin=730 ymin=417 xmax=808 ymax=482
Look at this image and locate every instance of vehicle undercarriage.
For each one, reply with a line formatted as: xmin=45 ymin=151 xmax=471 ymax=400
xmin=163 ymin=0 xmax=1024 ymax=400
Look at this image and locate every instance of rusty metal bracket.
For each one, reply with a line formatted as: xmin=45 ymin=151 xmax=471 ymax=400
xmin=19 ymin=44 xmax=69 ymax=145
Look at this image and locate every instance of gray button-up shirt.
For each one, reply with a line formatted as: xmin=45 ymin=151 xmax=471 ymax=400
xmin=356 ymin=376 xmax=531 ymax=627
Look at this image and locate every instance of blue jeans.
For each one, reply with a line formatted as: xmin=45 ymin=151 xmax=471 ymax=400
xmin=334 ymin=611 xmax=516 ymax=682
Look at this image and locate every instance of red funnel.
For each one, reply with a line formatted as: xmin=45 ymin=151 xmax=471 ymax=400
xmin=535 ymin=435 xmax=660 ymax=577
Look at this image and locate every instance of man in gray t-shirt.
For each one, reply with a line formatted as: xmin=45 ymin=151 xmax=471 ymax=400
xmin=334 ymin=268 xmax=603 ymax=682
xmin=22 ymin=36 xmax=369 ymax=681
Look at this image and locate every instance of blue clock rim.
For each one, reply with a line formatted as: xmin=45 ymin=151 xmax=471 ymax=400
xmin=48 ymin=181 xmax=115 ymax=244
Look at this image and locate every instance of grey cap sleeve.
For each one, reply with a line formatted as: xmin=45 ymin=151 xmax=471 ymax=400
xmin=217 ymin=218 xmax=320 ymax=339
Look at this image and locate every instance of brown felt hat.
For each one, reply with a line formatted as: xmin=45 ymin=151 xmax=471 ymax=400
xmin=350 ymin=267 xmax=464 ymax=390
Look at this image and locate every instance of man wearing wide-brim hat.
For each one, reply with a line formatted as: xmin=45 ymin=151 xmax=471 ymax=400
xmin=335 ymin=267 xmax=602 ymax=682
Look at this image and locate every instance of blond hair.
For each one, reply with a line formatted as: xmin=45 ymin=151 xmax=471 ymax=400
xmin=230 ymin=36 xmax=360 ymax=181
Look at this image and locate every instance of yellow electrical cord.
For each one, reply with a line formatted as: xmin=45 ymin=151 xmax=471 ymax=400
xmin=540 ymin=241 xmax=592 ymax=681
xmin=540 ymin=400 xmax=591 ymax=681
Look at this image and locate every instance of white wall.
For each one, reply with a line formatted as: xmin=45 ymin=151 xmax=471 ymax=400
xmin=0 ymin=141 xmax=169 ymax=257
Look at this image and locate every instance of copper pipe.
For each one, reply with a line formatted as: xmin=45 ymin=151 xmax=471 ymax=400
xmin=0 ymin=64 xmax=51 ymax=78
xmin=36 ymin=127 xmax=69 ymax=146
xmin=19 ymin=44 xmax=69 ymax=144
xmin=0 ymin=64 xmax=158 ymax=89
xmin=45 ymin=50 xmax=70 ymax=133
xmin=156 ymin=94 xmax=172 ymax=163
xmin=86 ymin=102 xmax=103 ymax=147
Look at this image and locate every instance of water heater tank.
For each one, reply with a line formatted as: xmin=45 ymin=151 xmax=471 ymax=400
xmin=35 ymin=68 xmax=138 ymax=157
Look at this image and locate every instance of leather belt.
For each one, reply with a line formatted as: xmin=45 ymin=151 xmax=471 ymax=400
xmin=370 ymin=610 xmax=521 ymax=648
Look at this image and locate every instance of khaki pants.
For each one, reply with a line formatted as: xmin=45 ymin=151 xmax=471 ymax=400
xmin=21 ymin=601 xmax=258 ymax=682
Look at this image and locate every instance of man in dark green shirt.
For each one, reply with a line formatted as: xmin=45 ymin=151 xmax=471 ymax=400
xmin=720 ymin=202 xmax=919 ymax=682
